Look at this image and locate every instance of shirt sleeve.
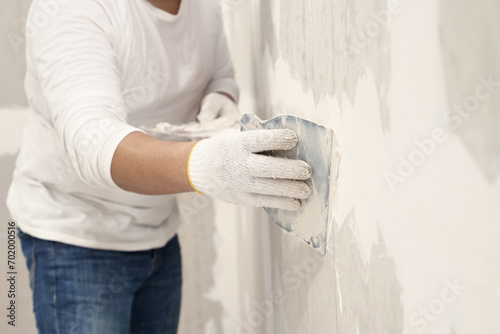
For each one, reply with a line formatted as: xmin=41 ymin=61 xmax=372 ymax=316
xmin=203 ymin=3 xmax=240 ymax=103
xmin=28 ymin=0 xmax=146 ymax=190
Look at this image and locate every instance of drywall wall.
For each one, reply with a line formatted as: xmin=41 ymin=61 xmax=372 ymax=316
xmin=221 ymin=0 xmax=500 ymax=333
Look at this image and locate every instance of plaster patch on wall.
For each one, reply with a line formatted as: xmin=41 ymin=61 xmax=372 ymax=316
xmin=439 ymin=0 xmax=500 ymax=184
xmin=335 ymin=209 xmax=403 ymax=333
xmin=256 ymin=206 xmax=402 ymax=333
xmin=259 ymin=0 xmax=393 ymax=130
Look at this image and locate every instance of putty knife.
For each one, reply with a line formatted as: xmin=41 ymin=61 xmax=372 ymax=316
xmin=241 ymin=114 xmax=337 ymax=254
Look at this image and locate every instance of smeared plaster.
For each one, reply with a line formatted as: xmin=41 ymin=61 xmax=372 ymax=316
xmin=335 ymin=209 xmax=403 ymax=333
xmin=439 ymin=0 xmax=500 ymax=184
xmin=259 ymin=0 xmax=393 ymax=131
xmin=236 ymin=1 xmax=402 ymax=333
xmin=209 ymin=0 xmax=500 ymax=332
xmin=248 ymin=206 xmax=403 ymax=334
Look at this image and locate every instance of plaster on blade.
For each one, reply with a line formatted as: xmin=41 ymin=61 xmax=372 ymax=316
xmin=241 ymin=114 xmax=337 ymax=254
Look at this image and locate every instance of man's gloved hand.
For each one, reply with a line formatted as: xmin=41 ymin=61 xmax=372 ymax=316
xmin=187 ymin=128 xmax=312 ymax=211
xmin=197 ymin=92 xmax=241 ymax=124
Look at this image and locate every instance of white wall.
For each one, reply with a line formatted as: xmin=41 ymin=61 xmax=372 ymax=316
xmin=222 ymin=0 xmax=500 ymax=333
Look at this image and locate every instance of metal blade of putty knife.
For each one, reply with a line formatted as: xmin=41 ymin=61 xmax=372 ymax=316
xmin=241 ymin=114 xmax=339 ymax=254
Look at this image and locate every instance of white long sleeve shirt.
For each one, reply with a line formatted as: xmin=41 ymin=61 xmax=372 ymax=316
xmin=7 ymin=0 xmax=238 ymax=251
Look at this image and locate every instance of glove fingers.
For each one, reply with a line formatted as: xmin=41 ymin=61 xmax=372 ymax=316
xmin=220 ymin=103 xmax=241 ymax=118
xmin=245 ymin=194 xmax=302 ymax=211
xmin=248 ymin=178 xmax=312 ymax=199
xmin=197 ymin=106 xmax=219 ymax=124
xmin=249 ymin=154 xmax=312 ymax=180
xmin=243 ymin=129 xmax=299 ymax=153
xmin=198 ymin=93 xmax=239 ymax=124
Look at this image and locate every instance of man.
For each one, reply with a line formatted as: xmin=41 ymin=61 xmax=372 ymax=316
xmin=7 ymin=0 xmax=311 ymax=333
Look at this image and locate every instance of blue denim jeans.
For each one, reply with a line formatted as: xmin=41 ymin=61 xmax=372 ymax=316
xmin=17 ymin=227 xmax=182 ymax=334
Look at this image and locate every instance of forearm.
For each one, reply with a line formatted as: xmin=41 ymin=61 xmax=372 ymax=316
xmin=111 ymin=131 xmax=197 ymax=195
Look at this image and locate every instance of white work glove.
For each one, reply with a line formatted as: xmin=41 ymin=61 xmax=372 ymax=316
xmin=197 ymin=92 xmax=241 ymax=124
xmin=187 ymin=128 xmax=312 ymax=211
